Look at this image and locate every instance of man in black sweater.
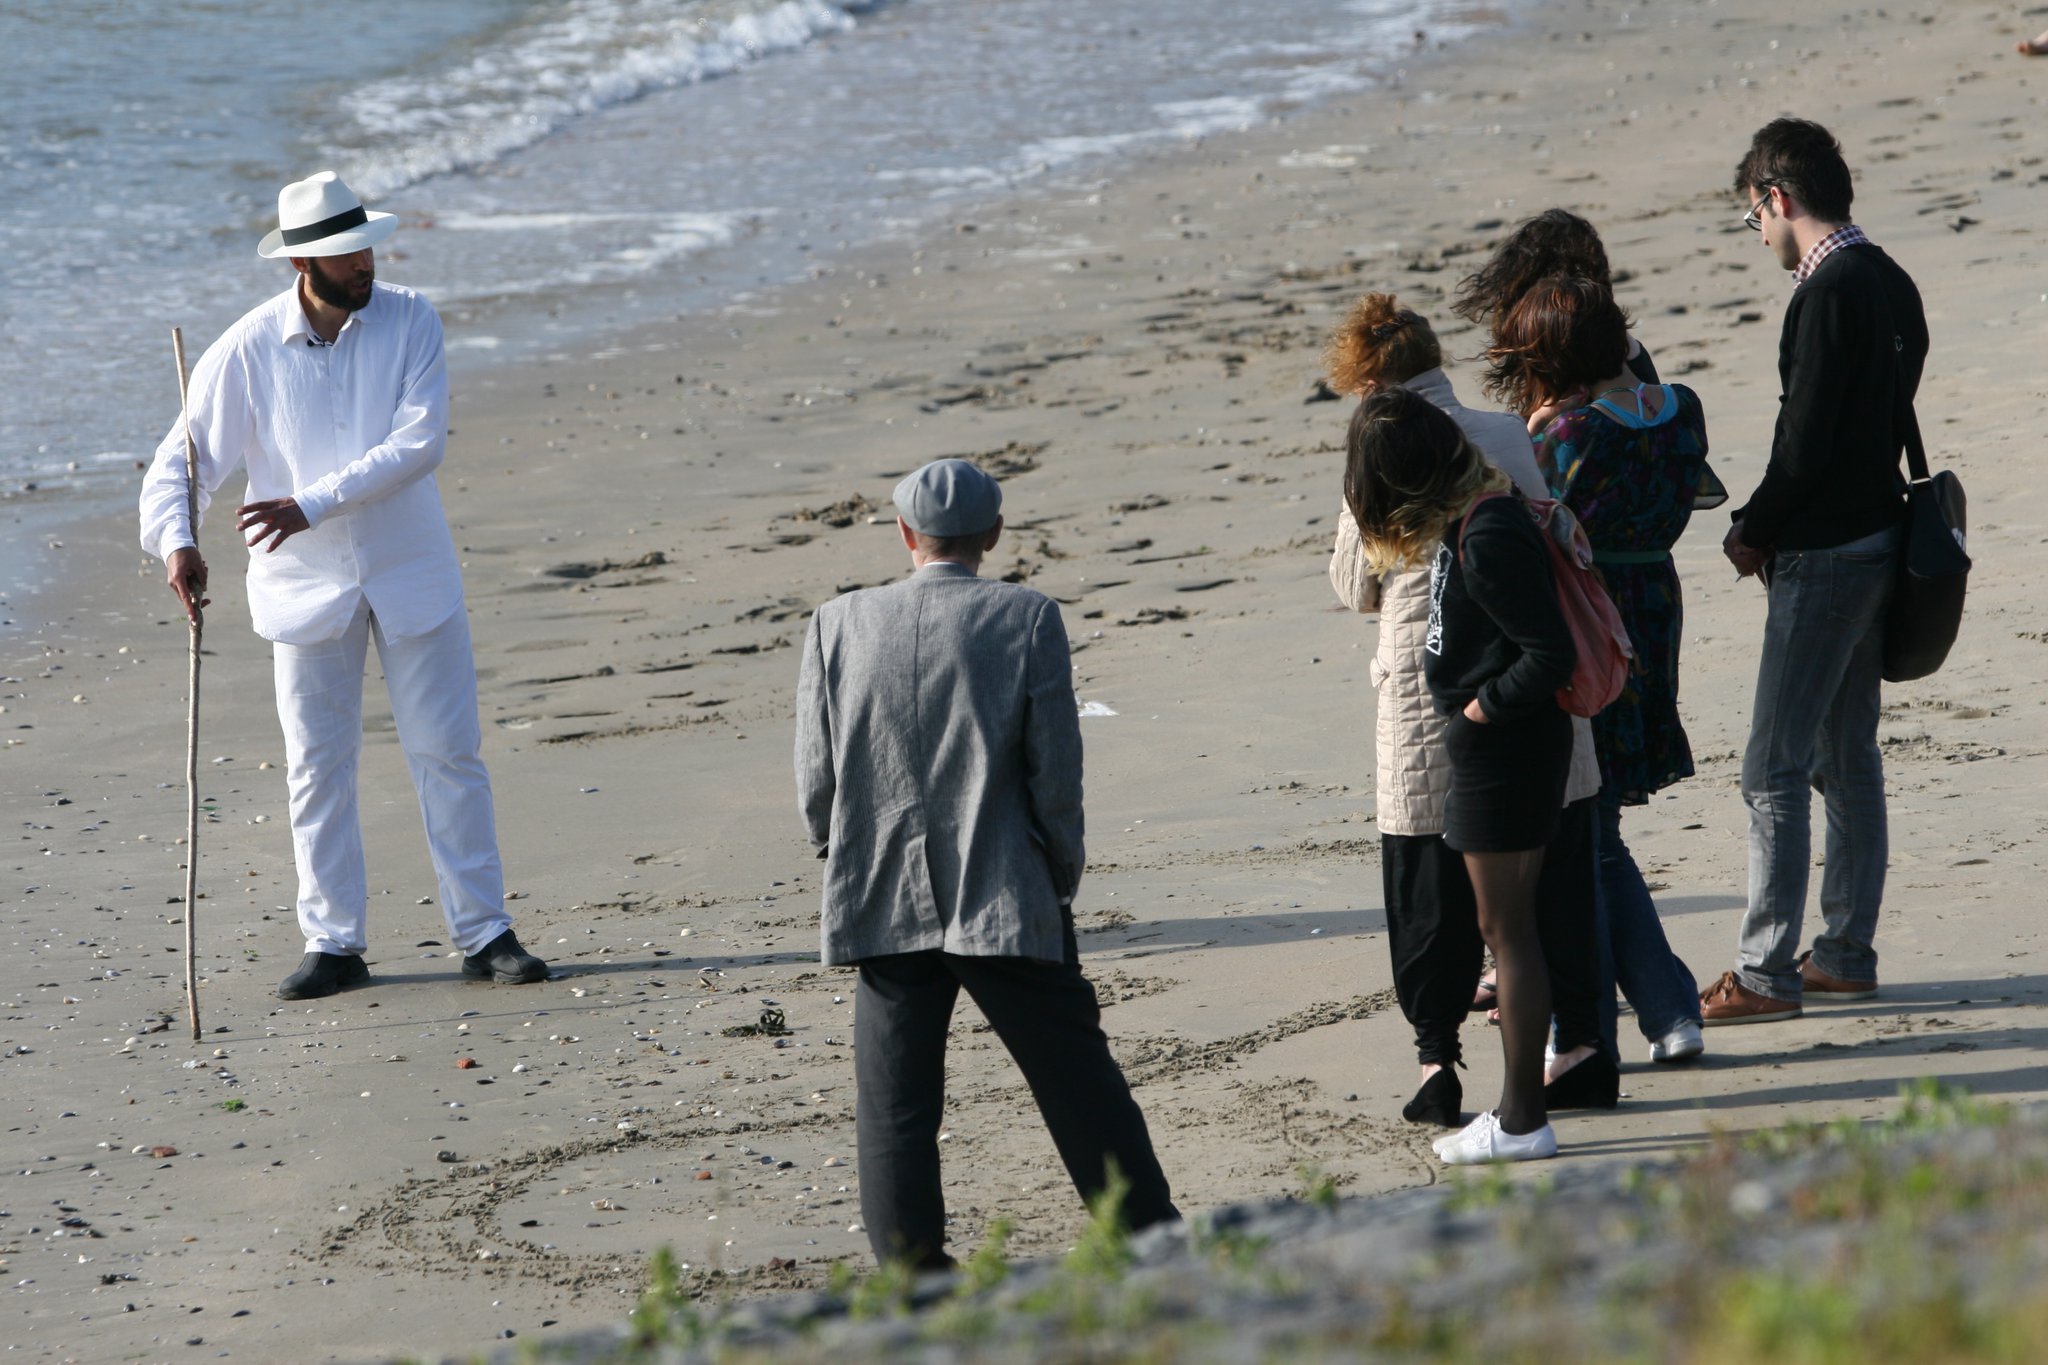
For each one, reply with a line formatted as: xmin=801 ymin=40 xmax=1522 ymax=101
xmin=1703 ymin=119 xmax=1927 ymax=1026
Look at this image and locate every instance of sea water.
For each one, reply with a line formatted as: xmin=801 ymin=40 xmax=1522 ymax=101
xmin=2 ymin=0 xmax=1514 ymax=501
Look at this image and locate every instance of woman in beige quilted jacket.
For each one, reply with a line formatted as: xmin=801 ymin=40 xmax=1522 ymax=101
xmin=1324 ymin=295 xmax=1607 ymax=1127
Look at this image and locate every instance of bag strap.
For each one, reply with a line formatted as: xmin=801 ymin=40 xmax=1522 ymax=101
xmin=1454 ymin=490 xmax=1512 ymax=564
xmin=1897 ymin=376 xmax=1930 ymax=484
xmin=1883 ymin=289 xmax=1931 ymax=485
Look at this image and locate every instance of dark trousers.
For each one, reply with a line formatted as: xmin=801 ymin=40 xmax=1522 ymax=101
xmin=853 ymin=932 xmax=1177 ymax=1269
xmin=1381 ymin=796 xmax=1611 ymax=1068
xmin=1381 ymin=832 xmax=1482 ymax=1067
xmin=1537 ymin=796 xmax=1613 ymax=1062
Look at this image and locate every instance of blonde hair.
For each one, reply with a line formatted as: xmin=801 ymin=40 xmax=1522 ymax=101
xmin=1324 ymin=293 xmax=1444 ymax=396
xmin=1345 ymin=389 xmax=1513 ymax=573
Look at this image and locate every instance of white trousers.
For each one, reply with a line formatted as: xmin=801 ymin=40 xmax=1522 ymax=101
xmin=272 ymin=602 xmax=512 ymax=958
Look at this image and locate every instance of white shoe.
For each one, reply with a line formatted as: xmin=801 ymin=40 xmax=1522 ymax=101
xmin=1434 ymin=1110 xmax=1557 ymax=1165
xmin=1430 ymin=1110 xmax=1489 ymax=1157
xmin=1649 ymin=1019 xmax=1705 ymax=1064
xmin=1431 ymin=1120 xmax=1466 ymax=1158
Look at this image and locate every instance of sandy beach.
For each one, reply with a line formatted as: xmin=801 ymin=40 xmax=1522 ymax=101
xmin=7 ymin=1 xmax=2048 ymax=1359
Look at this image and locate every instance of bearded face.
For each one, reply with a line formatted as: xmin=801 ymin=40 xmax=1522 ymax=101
xmin=301 ymin=250 xmax=375 ymax=312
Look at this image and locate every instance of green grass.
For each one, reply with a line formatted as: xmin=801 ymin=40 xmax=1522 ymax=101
xmin=1295 ymin=1163 xmax=1340 ymax=1212
xmin=1743 ymin=1078 xmax=2010 ymax=1159
xmin=625 ymin=1246 xmax=714 ymax=1352
xmin=1686 ymin=1259 xmax=2048 ymax=1365
xmin=513 ymin=1081 xmax=2046 ymax=1365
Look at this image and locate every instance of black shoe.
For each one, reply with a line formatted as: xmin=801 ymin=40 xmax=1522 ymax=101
xmin=278 ymin=952 xmax=369 ymax=1001
xmin=1543 ymin=1049 xmax=1620 ymax=1110
xmin=462 ymin=930 xmax=549 ymax=984
xmin=1402 ymin=1067 xmax=1464 ymax=1127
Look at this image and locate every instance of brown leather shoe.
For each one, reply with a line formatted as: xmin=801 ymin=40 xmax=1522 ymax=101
xmin=1797 ymin=951 xmax=1877 ymax=1001
xmin=1699 ymin=970 xmax=1801 ymax=1027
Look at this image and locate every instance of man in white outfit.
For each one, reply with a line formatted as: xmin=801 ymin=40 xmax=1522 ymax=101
xmin=139 ymin=171 xmax=547 ymax=1000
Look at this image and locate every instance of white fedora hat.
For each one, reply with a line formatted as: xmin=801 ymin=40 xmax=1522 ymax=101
xmin=256 ymin=171 xmax=397 ymax=259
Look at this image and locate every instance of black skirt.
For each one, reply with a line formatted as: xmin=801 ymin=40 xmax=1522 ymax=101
xmin=1441 ymin=705 xmax=1573 ymax=853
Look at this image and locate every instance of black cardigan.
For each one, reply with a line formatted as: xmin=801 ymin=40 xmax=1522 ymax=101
xmin=1735 ymin=244 xmax=1928 ymax=551
xmin=1423 ymin=496 xmax=1576 ymax=723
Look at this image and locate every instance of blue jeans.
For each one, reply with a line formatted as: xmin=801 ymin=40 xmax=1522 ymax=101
xmin=1597 ymin=795 xmax=1700 ymax=1042
xmin=1736 ymin=532 xmax=1897 ymax=1000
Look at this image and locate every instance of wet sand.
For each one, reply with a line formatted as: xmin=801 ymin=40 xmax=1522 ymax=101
xmin=6 ymin=1 xmax=2048 ymax=1360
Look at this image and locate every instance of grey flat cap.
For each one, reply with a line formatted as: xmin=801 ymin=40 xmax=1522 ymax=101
xmin=893 ymin=458 xmax=1002 ymax=537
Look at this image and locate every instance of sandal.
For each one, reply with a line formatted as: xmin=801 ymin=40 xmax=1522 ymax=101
xmin=1469 ymin=975 xmax=1498 ymax=1015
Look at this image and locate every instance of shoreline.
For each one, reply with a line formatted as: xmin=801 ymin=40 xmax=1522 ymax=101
xmin=8 ymin=2 xmax=2048 ymax=1362
xmin=3 ymin=0 xmax=1520 ymax=513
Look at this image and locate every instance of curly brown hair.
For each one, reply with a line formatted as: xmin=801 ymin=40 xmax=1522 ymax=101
xmin=1344 ymin=388 xmax=1511 ymax=574
xmin=1324 ymin=293 xmax=1443 ymax=396
xmin=1481 ymin=275 xmax=1631 ymax=417
xmin=1450 ymin=208 xmax=1613 ymax=330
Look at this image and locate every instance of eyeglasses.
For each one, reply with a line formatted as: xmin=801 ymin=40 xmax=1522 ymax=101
xmin=1742 ymin=185 xmax=1776 ymax=232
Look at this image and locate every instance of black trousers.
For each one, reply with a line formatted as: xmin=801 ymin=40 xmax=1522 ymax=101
xmin=1380 ymin=796 xmax=1608 ymax=1067
xmin=853 ymin=929 xmax=1178 ymax=1269
xmin=1381 ymin=831 xmax=1482 ymax=1068
xmin=1537 ymin=796 xmax=1610 ymax=1062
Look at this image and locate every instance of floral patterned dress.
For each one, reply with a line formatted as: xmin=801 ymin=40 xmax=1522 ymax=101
xmin=1535 ymin=385 xmax=1709 ymax=805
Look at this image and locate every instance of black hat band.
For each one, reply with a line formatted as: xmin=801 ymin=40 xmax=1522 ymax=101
xmin=279 ymin=205 xmax=369 ymax=247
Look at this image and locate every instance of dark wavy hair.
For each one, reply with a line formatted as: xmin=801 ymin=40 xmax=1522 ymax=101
xmin=1733 ymin=117 xmax=1853 ymax=224
xmin=1344 ymin=388 xmax=1510 ymax=572
xmin=1451 ymin=208 xmax=1613 ymax=330
xmin=1482 ymin=274 xmax=1632 ymax=418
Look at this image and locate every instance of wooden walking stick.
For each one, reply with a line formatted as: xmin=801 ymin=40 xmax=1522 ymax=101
xmin=171 ymin=328 xmax=204 ymax=1042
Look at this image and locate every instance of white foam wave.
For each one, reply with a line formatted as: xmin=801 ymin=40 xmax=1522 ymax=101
xmin=897 ymin=93 xmax=1266 ymax=204
xmin=335 ymin=0 xmax=891 ymax=202
xmin=871 ymin=165 xmax=1009 ymax=191
xmin=1154 ymin=95 xmax=1262 ymax=138
xmin=421 ymin=209 xmax=762 ymax=305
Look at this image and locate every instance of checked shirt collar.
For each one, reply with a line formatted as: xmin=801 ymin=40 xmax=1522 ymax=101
xmin=1793 ymin=224 xmax=1870 ymax=287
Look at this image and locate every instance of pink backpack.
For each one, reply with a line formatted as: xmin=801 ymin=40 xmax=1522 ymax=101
xmin=1458 ymin=491 xmax=1635 ymax=719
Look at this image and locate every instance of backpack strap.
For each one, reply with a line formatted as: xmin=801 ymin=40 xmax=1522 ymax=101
xmin=1454 ymin=490 xmax=1514 ymax=565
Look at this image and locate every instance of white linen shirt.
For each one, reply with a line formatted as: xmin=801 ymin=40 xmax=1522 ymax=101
xmin=139 ymin=281 xmax=463 ymax=644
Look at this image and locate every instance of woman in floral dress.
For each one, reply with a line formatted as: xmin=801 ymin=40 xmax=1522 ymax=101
xmin=1488 ymin=274 xmax=1712 ymax=1082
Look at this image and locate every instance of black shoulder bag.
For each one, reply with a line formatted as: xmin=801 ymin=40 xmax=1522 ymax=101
xmin=1880 ymin=339 xmax=1970 ymax=682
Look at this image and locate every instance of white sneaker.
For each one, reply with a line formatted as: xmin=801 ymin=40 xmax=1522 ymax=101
xmin=1431 ymin=1120 xmax=1466 ymax=1158
xmin=1434 ymin=1110 xmax=1557 ymax=1165
xmin=1649 ymin=1019 xmax=1705 ymax=1064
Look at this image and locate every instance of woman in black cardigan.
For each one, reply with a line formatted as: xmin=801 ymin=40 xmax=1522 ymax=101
xmin=1344 ymin=389 xmax=1576 ymax=1165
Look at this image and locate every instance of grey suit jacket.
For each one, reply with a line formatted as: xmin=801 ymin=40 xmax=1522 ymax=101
xmin=795 ymin=562 xmax=1085 ymax=966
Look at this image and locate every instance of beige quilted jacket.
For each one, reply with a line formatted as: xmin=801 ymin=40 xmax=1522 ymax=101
xmin=1327 ymin=369 xmax=1600 ymax=835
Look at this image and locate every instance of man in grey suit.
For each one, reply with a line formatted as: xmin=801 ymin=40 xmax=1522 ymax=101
xmin=795 ymin=458 xmax=1177 ymax=1270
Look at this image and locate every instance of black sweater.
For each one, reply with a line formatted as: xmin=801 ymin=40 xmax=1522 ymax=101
xmin=1423 ymin=495 xmax=1577 ymax=723
xmin=1735 ymin=244 xmax=1927 ymax=551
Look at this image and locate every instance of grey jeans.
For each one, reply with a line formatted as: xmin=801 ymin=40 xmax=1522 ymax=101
xmin=1735 ymin=528 xmax=1898 ymax=1000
